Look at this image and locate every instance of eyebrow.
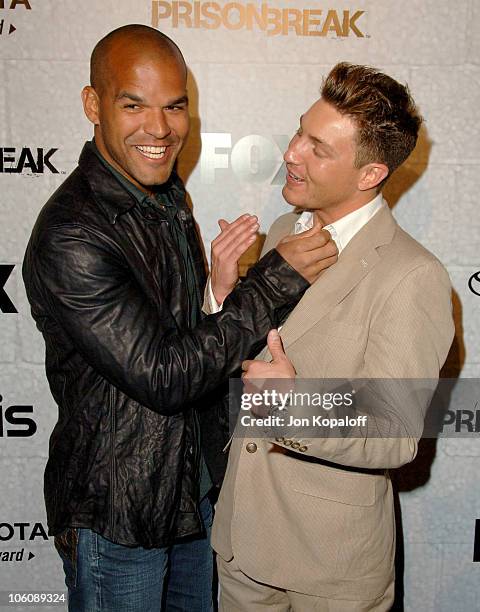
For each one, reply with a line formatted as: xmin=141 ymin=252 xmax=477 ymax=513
xmin=116 ymin=91 xmax=144 ymax=103
xmin=168 ymin=95 xmax=189 ymax=106
xmin=300 ymin=115 xmax=334 ymax=152
xmin=115 ymin=92 xmax=189 ymax=106
xmin=311 ymin=135 xmax=334 ymax=153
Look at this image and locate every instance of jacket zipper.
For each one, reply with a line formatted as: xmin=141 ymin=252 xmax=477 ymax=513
xmin=109 ymin=386 xmax=117 ymax=537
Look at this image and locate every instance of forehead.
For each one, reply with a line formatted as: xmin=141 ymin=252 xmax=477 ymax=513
xmin=105 ymin=50 xmax=187 ymax=97
xmin=303 ymin=99 xmax=357 ymax=145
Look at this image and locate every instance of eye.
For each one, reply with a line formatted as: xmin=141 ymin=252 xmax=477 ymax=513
xmin=123 ymin=104 xmax=140 ymax=110
xmin=295 ymin=127 xmax=303 ymax=137
xmin=165 ymin=104 xmax=187 ymax=112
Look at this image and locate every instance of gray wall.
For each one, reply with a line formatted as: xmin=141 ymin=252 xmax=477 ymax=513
xmin=0 ymin=1 xmax=478 ymax=610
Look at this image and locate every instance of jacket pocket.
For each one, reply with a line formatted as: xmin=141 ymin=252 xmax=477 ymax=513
xmin=54 ymin=527 xmax=79 ymax=589
xmin=286 ymin=457 xmax=376 ymax=507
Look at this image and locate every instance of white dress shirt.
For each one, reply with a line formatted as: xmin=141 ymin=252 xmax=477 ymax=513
xmin=294 ymin=193 xmax=385 ymax=256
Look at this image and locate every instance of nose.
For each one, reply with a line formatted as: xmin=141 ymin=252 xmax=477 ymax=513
xmin=284 ymin=134 xmax=302 ymax=165
xmin=144 ymin=108 xmax=171 ymax=140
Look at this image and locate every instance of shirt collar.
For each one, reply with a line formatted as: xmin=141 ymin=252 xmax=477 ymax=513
xmin=294 ymin=193 xmax=385 ymax=254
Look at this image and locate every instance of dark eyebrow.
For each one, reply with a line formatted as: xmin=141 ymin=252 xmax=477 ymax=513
xmin=116 ymin=91 xmax=144 ymax=103
xmin=115 ymin=93 xmax=189 ymax=106
xmin=167 ymin=95 xmax=189 ymax=106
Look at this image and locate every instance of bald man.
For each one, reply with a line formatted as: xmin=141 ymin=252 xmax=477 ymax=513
xmin=22 ymin=24 xmax=337 ymax=612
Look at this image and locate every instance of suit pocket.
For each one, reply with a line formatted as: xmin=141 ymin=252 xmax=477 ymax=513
xmin=286 ymin=458 xmax=376 ymax=507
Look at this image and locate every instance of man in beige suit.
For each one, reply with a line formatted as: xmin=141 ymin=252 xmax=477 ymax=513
xmin=209 ymin=63 xmax=454 ymax=611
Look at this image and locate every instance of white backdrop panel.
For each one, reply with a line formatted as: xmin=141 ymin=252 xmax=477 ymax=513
xmin=0 ymin=1 xmax=479 ymax=610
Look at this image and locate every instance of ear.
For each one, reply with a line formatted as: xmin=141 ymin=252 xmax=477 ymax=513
xmin=82 ymin=86 xmax=100 ymax=126
xmin=358 ymin=162 xmax=389 ymax=191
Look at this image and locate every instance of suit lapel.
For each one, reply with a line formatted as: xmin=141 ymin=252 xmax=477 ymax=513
xmin=268 ymin=205 xmax=398 ymax=353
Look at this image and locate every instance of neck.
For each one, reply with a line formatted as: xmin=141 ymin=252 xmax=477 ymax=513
xmin=313 ymin=190 xmax=379 ymax=226
xmin=93 ymin=135 xmax=151 ymax=195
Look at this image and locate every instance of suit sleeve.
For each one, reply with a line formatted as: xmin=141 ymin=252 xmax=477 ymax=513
xmin=24 ymin=224 xmax=308 ymax=416
xmin=273 ymin=259 xmax=455 ymax=469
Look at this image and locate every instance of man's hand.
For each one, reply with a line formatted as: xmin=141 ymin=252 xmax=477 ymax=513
xmin=276 ymin=224 xmax=338 ymax=284
xmin=241 ymin=330 xmax=295 ymax=413
xmin=210 ymin=214 xmax=259 ymax=305
xmin=242 ymin=329 xmax=295 ymax=381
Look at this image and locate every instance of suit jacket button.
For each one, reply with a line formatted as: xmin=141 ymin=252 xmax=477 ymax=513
xmin=283 ymin=439 xmax=292 ymax=446
xmin=291 ymin=442 xmax=300 ymax=449
xmin=275 ymin=437 xmax=285 ymax=443
xmin=299 ymin=445 xmax=308 ymax=452
xmin=246 ymin=442 xmax=257 ymax=453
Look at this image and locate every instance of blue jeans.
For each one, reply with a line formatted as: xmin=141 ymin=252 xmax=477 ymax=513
xmin=56 ymin=497 xmax=214 ymax=612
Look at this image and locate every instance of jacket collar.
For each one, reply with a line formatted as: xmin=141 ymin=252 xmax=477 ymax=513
xmin=77 ymin=141 xmax=189 ymax=224
xmin=275 ymin=204 xmax=398 ymax=351
xmin=78 ymin=141 xmax=138 ymax=224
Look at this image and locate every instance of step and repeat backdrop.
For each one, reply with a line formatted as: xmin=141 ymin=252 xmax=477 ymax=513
xmin=0 ymin=1 xmax=479 ymax=610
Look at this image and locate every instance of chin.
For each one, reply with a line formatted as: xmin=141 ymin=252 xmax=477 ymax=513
xmin=282 ymin=186 xmax=303 ymax=208
xmin=137 ymin=171 xmax=172 ymax=188
xmin=282 ymin=185 xmax=294 ymax=203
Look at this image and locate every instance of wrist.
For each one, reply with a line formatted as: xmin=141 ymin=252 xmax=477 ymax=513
xmin=213 ymin=288 xmax=228 ymax=306
xmin=212 ymin=279 xmax=238 ymax=306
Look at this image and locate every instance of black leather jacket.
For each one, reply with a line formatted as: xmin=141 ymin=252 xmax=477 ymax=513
xmin=22 ymin=142 xmax=308 ymax=548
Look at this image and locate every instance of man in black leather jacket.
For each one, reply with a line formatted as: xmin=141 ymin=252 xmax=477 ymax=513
xmin=22 ymin=24 xmax=337 ymax=612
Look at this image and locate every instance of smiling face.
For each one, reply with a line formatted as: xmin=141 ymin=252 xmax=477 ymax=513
xmin=82 ymin=45 xmax=189 ymax=192
xmin=283 ymin=99 xmax=375 ymax=225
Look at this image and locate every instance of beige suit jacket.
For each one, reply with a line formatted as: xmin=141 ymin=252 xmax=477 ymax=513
xmin=211 ymin=205 xmax=454 ymax=601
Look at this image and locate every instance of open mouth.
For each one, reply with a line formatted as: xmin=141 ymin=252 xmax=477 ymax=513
xmin=135 ymin=145 xmax=167 ymax=160
xmin=287 ymin=169 xmax=304 ymax=183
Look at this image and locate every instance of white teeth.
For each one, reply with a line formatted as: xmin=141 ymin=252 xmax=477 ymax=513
xmin=289 ymin=171 xmax=303 ymax=182
xmin=136 ymin=145 xmax=167 ymax=159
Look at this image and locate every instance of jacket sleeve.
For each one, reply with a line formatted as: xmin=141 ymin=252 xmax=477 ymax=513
xmin=24 ymin=224 xmax=308 ymax=416
xmin=272 ymin=260 xmax=455 ymax=469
